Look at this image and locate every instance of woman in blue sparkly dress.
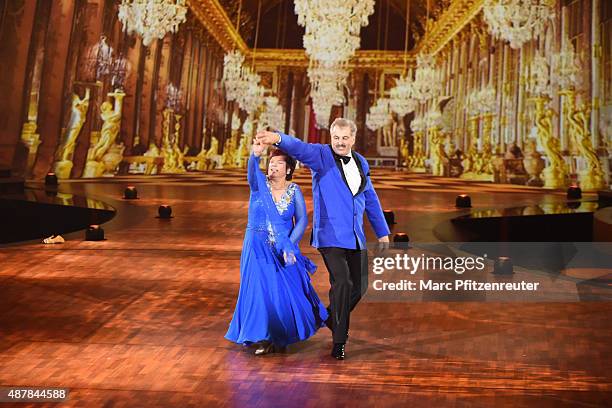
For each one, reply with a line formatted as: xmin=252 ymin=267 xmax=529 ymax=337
xmin=225 ymin=141 xmax=328 ymax=355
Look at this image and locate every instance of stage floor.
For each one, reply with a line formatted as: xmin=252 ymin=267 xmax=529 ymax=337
xmin=0 ymin=169 xmax=610 ymax=407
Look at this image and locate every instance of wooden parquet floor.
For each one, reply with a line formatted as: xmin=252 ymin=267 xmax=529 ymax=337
xmin=0 ymin=170 xmax=609 ymax=407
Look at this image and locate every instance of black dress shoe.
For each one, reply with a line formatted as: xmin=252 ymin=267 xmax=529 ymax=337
xmin=331 ymin=343 xmax=345 ymax=360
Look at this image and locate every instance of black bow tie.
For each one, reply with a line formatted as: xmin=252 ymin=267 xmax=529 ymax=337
xmin=336 ymin=155 xmax=351 ymax=164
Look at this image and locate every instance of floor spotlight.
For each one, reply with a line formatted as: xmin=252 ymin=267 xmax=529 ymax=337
xmin=455 ymin=194 xmax=472 ymax=208
xmin=124 ymin=186 xmax=138 ymax=199
xmin=157 ymin=205 xmax=173 ymax=219
xmin=85 ymin=225 xmax=105 ymax=241
xmin=567 ymin=185 xmax=582 ymax=200
xmin=393 ymin=232 xmax=410 ymax=249
xmin=45 ymin=172 xmax=58 ymax=186
xmin=493 ymin=256 xmax=513 ymax=275
xmin=383 ymin=210 xmax=396 ymax=227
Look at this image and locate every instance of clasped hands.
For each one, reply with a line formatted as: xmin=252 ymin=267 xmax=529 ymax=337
xmin=251 ymin=131 xmax=279 ymax=157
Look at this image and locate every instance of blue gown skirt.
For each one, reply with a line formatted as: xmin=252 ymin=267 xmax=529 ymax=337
xmin=225 ymin=229 xmax=328 ymax=347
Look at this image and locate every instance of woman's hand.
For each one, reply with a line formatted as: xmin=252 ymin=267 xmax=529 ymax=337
xmin=252 ymin=140 xmax=265 ymax=157
xmin=283 ymin=251 xmax=296 ymax=266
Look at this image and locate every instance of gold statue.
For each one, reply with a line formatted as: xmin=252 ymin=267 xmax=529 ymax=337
xmin=399 ymin=137 xmax=409 ymax=167
xmin=221 ymin=134 xmax=238 ymax=169
xmin=410 ymin=130 xmax=426 ymax=171
xmin=235 ymin=136 xmax=248 ymax=168
xmin=461 ymin=116 xmax=480 ymax=177
xmin=199 ymin=136 xmax=221 ymax=170
xmin=429 ymin=126 xmax=446 ymax=176
xmin=532 ymin=96 xmax=568 ymax=189
xmin=53 ymin=88 xmax=91 ymax=178
xmin=561 ymin=90 xmax=606 ymax=191
xmin=21 ymin=120 xmax=41 ymax=176
xmin=144 ymin=141 xmax=161 ymax=175
xmin=83 ymin=89 xmax=125 ymax=178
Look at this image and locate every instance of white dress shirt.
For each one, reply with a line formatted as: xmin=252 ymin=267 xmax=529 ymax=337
xmin=341 ymin=150 xmax=361 ymax=196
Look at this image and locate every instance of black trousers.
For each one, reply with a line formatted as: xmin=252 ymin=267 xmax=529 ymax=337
xmin=318 ymin=244 xmax=368 ymax=343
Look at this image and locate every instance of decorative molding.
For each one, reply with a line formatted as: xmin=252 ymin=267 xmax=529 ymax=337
xmin=418 ymin=0 xmax=484 ymax=56
xmin=248 ymin=49 xmax=416 ymax=70
xmin=187 ymin=0 xmax=247 ymax=53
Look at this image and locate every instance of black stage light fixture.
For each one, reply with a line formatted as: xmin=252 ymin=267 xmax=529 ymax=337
xmin=45 ymin=172 xmax=58 ymax=186
xmin=493 ymin=256 xmax=514 ymax=275
xmin=455 ymin=194 xmax=472 ymax=208
xmin=383 ymin=210 xmax=396 ymax=227
xmin=85 ymin=224 xmax=105 ymax=241
xmin=124 ymin=185 xmax=138 ymax=199
xmin=567 ymin=185 xmax=582 ymax=200
xmin=157 ymin=205 xmax=173 ymax=219
xmin=393 ymin=232 xmax=410 ymax=249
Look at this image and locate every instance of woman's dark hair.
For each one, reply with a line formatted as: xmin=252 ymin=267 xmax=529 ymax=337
xmin=268 ymin=148 xmax=296 ymax=181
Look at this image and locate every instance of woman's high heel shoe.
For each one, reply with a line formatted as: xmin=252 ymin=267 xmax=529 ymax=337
xmin=254 ymin=342 xmax=275 ymax=355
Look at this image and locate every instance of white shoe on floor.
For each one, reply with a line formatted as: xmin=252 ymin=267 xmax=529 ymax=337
xmin=43 ymin=234 xmax=65 ymax=244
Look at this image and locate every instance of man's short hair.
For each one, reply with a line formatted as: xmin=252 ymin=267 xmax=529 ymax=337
xmin=330 ymin=118 xmax=357 ymax=137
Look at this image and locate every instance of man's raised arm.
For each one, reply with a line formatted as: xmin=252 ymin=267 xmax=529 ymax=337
xmin=256 ymin=130 xmax=324 ymax=171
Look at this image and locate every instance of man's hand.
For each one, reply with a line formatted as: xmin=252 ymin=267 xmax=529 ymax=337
xmin=252 ymin=140 xmax=265 ymax=157
xmin=377 ymin=235 xmax=390 ymax=252
xmin=255 ymin=130 xmax=281 ymax=146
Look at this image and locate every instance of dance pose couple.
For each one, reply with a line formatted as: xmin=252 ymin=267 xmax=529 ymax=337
xmin=225 ymin=118 xmax=390 ymax=360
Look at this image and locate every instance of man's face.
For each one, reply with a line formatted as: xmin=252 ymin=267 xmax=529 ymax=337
xmin=331 ymin=126 xmax=355 ymax=156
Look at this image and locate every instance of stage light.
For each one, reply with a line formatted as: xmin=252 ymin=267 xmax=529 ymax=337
xmin=45 ymin=172 xmax=58 ymax=186
xmin=493 ymin=256 xmax=513 ymax=275
xmin=567 ymin=185 xmax=581 ymax=200
xmin=124 ymin=186 xmax=138 ymax=199
xmin=383 ymin=210 xmax=396 ymax=227
xmin=455 ymin=194 xmax=472 ymax=208
xmin=158 ymin=205 xmax=173 ymax=219
xmin=393 ymin=232 xmax=410 ymax=249
xmin=85 ymin=224 xmax=104 ymax=241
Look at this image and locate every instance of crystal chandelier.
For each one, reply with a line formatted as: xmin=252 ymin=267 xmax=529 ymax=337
xmin=483 ymin=0 xmax=555 ymax=50
xmin=389 ymin=74 xmax=417 ymax=117
xmin=165 ymin=83 xmax=183 ymax=111
xmin=240 ymin=72 xmax=265 ymax=115
xmin=411 ymin=53 xmax=441 ymax=103
xmin=260 ymin=96 xmax=285 ymax=130
xmin=295 ymin=0 xmax=374 ymax=66
xmin=527 ymin=52 xmax=552 ymax=96
xmin=308 ymin=62 xmax=348 ymax=128
xmin=410 ymin=116 xmax=426 ymax=132
xmin=118 ymin=0 xmax=188 ymax=47
xmin=474 ymin=85 xmax=497 ymax=114
xmin=366 ymin=97 xmax=392 ymax=131
xmin=222 ymin=50 xmax=246 ymax=102
xmin=85 ymin=36 xmax=114 ymax=81
xmin=551 ymin=36 xmax=582 ymax=90
xmin=426 ymin=108 xmax=443 ymax=128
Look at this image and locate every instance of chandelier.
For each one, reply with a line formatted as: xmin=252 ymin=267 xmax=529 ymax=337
xmin=411 ymin=53 xmax=442 ymax=103
xmin=165 ymin=83 xmax=183 ymax=112
xmin=295 ymin=0 xmax=374 ymax=66
xmin=426 ymin=108 xmax=443 ymax=129
xmin=483 ymin=0 xmax=555 ymax=50
xmin=389 ymin=74 xmax=417 ymax=117
xmin=118 ymin=0 xmax=188 ymax=47
xmin=260 ymin=96 xmax=285 ymax=130
xmin=527 ymin=52 xmax=552 ymax=96
xmin=410 ymin=116 xmax=426 ymax=132
xmin=551 ymin=36 xmax=582 ymax=90
xmin=222 ymin=50 xmax=245 ymax=102
xmin=308 ymin=62 xmax=348 ymax=128
xmin=468 ymin=85 xmax=497 ymax=114
xmin=366 ymin=97 xmax=392 ymax=131
xmin=240 ymin=73 xmax=265 ymax=115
